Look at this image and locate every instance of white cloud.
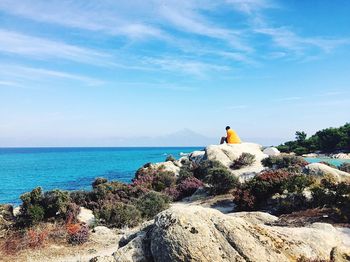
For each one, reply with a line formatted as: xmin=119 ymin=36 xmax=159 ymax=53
xmin=0 ymin=29 xmax=113 ymax=66
xmin=0 ymin=64 xmax=105 ymax=86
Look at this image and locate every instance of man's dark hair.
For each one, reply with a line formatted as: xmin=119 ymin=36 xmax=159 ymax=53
xmin=225 ymin=126 xmax=230 ymax=130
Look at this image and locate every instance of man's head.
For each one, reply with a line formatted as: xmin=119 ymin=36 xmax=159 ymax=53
xmin=225 ymin=126 xmax=230 ymax=130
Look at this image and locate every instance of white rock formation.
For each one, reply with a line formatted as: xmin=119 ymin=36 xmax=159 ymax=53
xmin=331 ymin=153 xmax=350 ymax=159
xmin=203 ymin=143 xmax=267 ymax=179
xmin=151 ymin=161 xmax=181 ymax=176
xmin=95 ymin=205 xmax=350 ymax=262
xmin=263 ymin=147 xmax=280 ymax=156
xmin=305 ymin=163 xmax=350 ymax=182
xmin=78 ymin=207 xmax=96 ymax=227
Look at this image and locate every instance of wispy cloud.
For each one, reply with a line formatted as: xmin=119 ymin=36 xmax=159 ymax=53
xmin=0 ymin=64 xmax=105 ymax=86
xmin=0 ymin=29 xmax=113 ymax=66
xmin=145 ymin=57 xmax=231 ymax=77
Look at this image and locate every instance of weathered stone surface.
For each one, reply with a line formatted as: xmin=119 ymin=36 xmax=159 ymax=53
xmin=102 ymin=205 xmax=349 ymax=262
xmin=263 ymin=147 xmax=280 ymax=156
xmin=305 ymin=163 xmax=350 ymax=181
xmin=150 ymin=161 xmax=180 ymax=176
xmin=203 ymin=143 xmax=267 ymax=179
xmin=78 ymin=207 xmax=96 ymax=227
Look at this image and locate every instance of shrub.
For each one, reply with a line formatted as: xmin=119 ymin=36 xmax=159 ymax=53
xmin=163 ymin=187 xmax=181 ymax=201
xmin=233 ymin=170 xmax=313 ymax=212
xmin=27 ymin=205 xmax=45 ymax=225
xmin=136 ymin=191 xmax=170 ymax=219
xmin=65 ymin=203 xmax=81 ymax=224
xmin=41 ymin=189 xmax=70 ymax=218
xmin=205 ymin=167 xmax=239 ymax=195
xmin=193 ymin=160 xmax=227 ymax=180
xmin=177 ymin=177 xmax=203 ymax=199
xmin=261 ymin=155 xmax=308 ymax=169
xmin=339 ymin=162 xmax=350 ymax=173
xmin=96 ymin=202 xmax=142 ymax=228
xmin=310 ymin=179 xmax=350 ymax=222
xmin=132 ymin=166 xmax=176 ymax=192
xmin=92 ymin=177 xmax=108 ymax=188
xmin=230 ymin=153 xmax=256 ymax=170
xmin=165 ymin=155 xmax=176 ymax=162
xmin=67 ymin=223 xmax=89 ymax=245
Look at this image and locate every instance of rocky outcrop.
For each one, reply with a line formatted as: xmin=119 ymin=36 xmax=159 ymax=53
xmin=263 ymin=147 xmax=280 ymax=156
xmin=305 ymin=163 xmax=350 ymax=182
xmin=203 ymin=143 xmax=267 ymax=179
xmin=93 ymin=205 xmax=350 ymax=262
xmin=331 ymin=153 xmax=350 ymax=159
xmin=78 ymin=207 xmax=96 ymax=227
xmin=0 ymin=204 xmax=14 ymax=238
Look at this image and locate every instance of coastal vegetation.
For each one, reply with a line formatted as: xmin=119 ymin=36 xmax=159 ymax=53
xmin=277 ymin=123 xmax=350 ymax=155
xmin=1 ymin=142 xmax=349 ymax=259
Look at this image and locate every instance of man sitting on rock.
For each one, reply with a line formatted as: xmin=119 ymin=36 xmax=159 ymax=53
xmin=220 ymin=126 xmax=241 ymax=144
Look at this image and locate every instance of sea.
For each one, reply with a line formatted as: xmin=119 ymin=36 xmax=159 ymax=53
xmin=0 ymin=147 xmax=202 ymax=205
xmin=1 ymin=147 xmax=349 ymax=206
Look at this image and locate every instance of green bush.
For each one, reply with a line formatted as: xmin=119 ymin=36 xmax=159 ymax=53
xmin=42 ymin=190 xmax=70 ymax=218
xmin=230 ymin=153 xmax=255 ymax=170
xmin=136 ymin=191 xmax=170 ymax=219
xmin=261 ymin=155 xmax=308 ymax=169
xmin=233 ymin=170 xmax=313 ymax=212
xmin=92 ymin=177 xmax=108 ymax=188
xmin=339 ymin=162 xmax=350 ymax=173
xmin=165 ymin=155 xmax=176 ymax=162
xmin=205 ymin=167 xmax=239 ymax=195
xmin=96 ymin=202 xmax=142 ymax=228
xmin=193 ymin=160 xmax=226 ymax=180
xmin=27 ymin=205 xmax=45 ymax=224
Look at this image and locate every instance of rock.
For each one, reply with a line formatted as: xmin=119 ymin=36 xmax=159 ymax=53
xmin=305 ymin=163 xmax=350 ymax=182
xmin=90 ymin=256 xmax=116 ymax=262
xmin=113 ymin=230 xmax=152 ymax=262
xmin=78 ymin=207 xmax=96 ymax=227
xmin=331 ymin=153 xmax=350 ymax=159
xmin=0 ymin=204 xmax=14 ymax=221
xmin=0 ymin=204 xmax=14 ymax=238
xmin=188 ymin=150 xmax=205 ymax=164
xmin=229 ymin=211 xmax=278 ymax=224
xmin=13 ymin=206 xmax=20 ymax=217
xmin=155 ymin=161 xmax=180 ymax=175
xmin=203 ymin=143 xmax=267 ymax=179
xmin=331 ymin=246 xmax=350 ymax=262
xmin=302 ymin=153 xmax=318 ymax=158
xmin=105 ymin=205 xmax=349 ymax=262
xmin=263 ymin=147 xmax=280 ymax=156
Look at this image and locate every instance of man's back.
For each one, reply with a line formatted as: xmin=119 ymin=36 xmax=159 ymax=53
xmin=226 ymin=129 xmax=241 ymax=144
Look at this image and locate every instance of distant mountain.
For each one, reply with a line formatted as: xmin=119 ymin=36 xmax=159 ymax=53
xmin=111 ymin=128 xmax=216 ymax=147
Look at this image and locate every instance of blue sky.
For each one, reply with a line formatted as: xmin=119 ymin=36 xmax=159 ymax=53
xmin=0 ymin=0 xmax=349 ymax=146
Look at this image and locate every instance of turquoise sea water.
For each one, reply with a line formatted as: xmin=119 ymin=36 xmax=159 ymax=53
xmin=0 ymin=147 xmax=202 ymax=205
xmin=304 ymin=157 xmax=350 ymax=167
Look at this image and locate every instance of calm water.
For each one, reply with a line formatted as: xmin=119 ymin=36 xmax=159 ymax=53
xmin=304 ymin=157 xmax=350 ymax=166
xmin=0 ymin=147 xmax=202 ymax=205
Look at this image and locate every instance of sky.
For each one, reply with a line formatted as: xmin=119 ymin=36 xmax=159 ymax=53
xmin=0 ymin=0 xmax=349 ymax=147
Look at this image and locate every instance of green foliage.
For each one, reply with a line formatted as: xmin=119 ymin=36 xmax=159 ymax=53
xmin=96 ymin=202 xmax=142 ymax=228
xmin=165 ymin=155 xmax=176 ymax=162
xmin=339 ymin=162 xmax=350 ymax=173
xmin=18 ymin=187 xmax=72 ymax=226
xmin=136 ymin=191 xmax=170 ymax=219
xmin=92 ymin=177 xmax=108 ymax=188
xmin=261 ymin=155 xmax=308 ymax=169
xmin=230 ymin=152 xmax=256 ymax=170
xmin=233 ymin=170 xmax=313 ymax=212
xmin=42 ymin=190 xmax=70 ymax=218
xmin=27 ymin=205 xmax=45 ymax=224
xmin=205 ymin=167 xmax=239 ymax=195
xmin=193 ymin=160 xmax=226 ymax=180
xmin=310 ymin=179 xmax=350 ymax=222
xmin=277 ymin=123 xmax=350 ymax=154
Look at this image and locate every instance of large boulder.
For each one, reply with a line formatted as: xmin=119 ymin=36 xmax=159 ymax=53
xmin=305 ymin=163 xmax=350 ymax=182
xmin=98 ymin=205 xmax=349 ymax=262
xmin=78 ymin=207 xmax=96 ymax=227
xmin=0 ymin=204 xmax=14 ymax=238
xmin=203 ymin=143 xmax=267 ymax=178
xmin=263 ymin=147 xmax=280 ymax=156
